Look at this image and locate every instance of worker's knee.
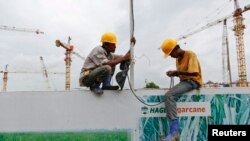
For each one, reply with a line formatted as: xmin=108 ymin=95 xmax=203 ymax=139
xmin=165 ymin=93 xmax=172 ymax=100
xmin=165 ymin=91 xmax=177 ymax=101
xmin=102 ymin=65 xmax=112 ymax=74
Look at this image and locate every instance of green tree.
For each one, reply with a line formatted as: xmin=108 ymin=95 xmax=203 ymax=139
xmin=145 ymin=81 xmax=160 ymax=89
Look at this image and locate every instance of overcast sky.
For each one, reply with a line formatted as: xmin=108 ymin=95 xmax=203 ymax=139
xmin=0 ymin=0 xmax=249 ymax=91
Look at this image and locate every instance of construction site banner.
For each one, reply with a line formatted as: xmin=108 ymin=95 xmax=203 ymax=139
xmin=0 ymin=88 xmax=249 ymax=141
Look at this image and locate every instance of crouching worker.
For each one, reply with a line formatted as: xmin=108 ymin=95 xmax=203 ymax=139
xmin=79 ymin=32 xmax=136 ymax=95
xmin=160 ymin=38 xmax=203 ymax=141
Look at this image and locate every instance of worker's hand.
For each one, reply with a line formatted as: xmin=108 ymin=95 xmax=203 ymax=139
xmin=166 ymin=70 xmax=179 ymax=77
xmin=123 ymin=52 xmax=131 ymax=61
xmin=131 ymin=37 xmax=136 ymax=45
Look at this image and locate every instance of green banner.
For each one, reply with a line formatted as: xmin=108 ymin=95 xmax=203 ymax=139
xmin=139 ymin=94 xmax=250 ymax=141
xmin=0 ymin=130 xmax=132 ymax=141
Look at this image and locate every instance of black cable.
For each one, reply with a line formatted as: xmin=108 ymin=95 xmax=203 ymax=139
xmin=127 ymin=74 xmax=174 ymax=106
xmin=127 ymin=0 xmax=174 ymax=106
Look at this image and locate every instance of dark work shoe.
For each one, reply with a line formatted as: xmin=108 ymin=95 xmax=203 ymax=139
xmin=90 ymin=84 xmax=103 ymax=95
xmin=102 ymin=85 xmax=119 ymax=90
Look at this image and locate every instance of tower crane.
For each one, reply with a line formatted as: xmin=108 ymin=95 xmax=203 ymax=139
xmin=55 ymin=37 xmax=85 ymax=91
xmin=55 ymin=37 xmax=73 ymax=91
xmin=0 ymin=25 xmax=44 ymax=34
xmin=177 ymin=1 xmax=250 ymax=87
xmin=0 ymin=64 xmax=42 ymax=92
xmin=232 ymin=0 xmax=248 ymax=87
xmin=0 ymin=63 xmax=65 ymax=92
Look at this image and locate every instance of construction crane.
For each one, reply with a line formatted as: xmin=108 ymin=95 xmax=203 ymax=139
xmin=0 ymin=64 xmax=41 ymax=92
xmin=0 ymin=25 xmax=44 ymax=34
xmin=222 ymin=19 xmax=232 ymax=87
xmin=0 ymin=64 xmax=64 ymax=92
xmin=40 ymin=56 xmax=51 ymax=90
xmin=39 ymin=56 xmax=66 ymax=90
xmin=177 ymin=1 xmax=250 ymax=87
xmin=177 ymin=3 xmax=250 ymax=40
xmin=55 ymin=37 xmax=85 ymax=91
xmin=55 ymin=37 xmax=73 ymax=91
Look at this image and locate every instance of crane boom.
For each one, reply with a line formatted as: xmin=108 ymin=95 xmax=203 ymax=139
xmin=0 ymin=25 xmax=44 ymax=34
xmin=177 ymin=4 xmax=250 ymax=40
xmin=177 ymin=14 xmax=232 ymax=40
xmin=72 ymin=52 xmax=85 ymax=60
xmin=177 ymin=2 xmax=250 ymax=87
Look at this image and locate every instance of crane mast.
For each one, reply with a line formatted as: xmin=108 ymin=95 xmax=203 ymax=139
xmin=222 ymin=19 xmax=232 ymax=87
xmin=233 ymin=0 xmax=248 ymax=87
xmin=2 ymin=65 xmax=8 ymax=92
xmin=65 ymin=37 xmax=72 ymax=91
xmin=55 ymin=37 xmax=73 ymax=91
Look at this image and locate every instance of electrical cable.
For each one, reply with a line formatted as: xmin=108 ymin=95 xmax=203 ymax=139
xmin=127 ymin=0 xmax=173 ymax=106
xmin=127 ymin=74 xmax=174 ymax=106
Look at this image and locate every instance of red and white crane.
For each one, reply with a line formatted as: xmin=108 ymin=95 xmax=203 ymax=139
xmin=55 ymin=37 xmax=85 ymax=91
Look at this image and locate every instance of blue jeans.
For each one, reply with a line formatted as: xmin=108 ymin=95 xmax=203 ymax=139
xmin=165 ymin=80 xmax=199 ymax=120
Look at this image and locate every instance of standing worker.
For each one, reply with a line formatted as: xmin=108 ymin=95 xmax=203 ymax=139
xmin=160 ymin=38 xmax=203 ymax=141
xmin=79 ymin=32 xmax=136 ymax=95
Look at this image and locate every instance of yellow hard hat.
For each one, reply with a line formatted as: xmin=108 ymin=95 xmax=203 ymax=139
xmin=161 ymin=38 xmax=177 ymax=57
xmin=101 ymin=32 xmax=117 ymax=44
